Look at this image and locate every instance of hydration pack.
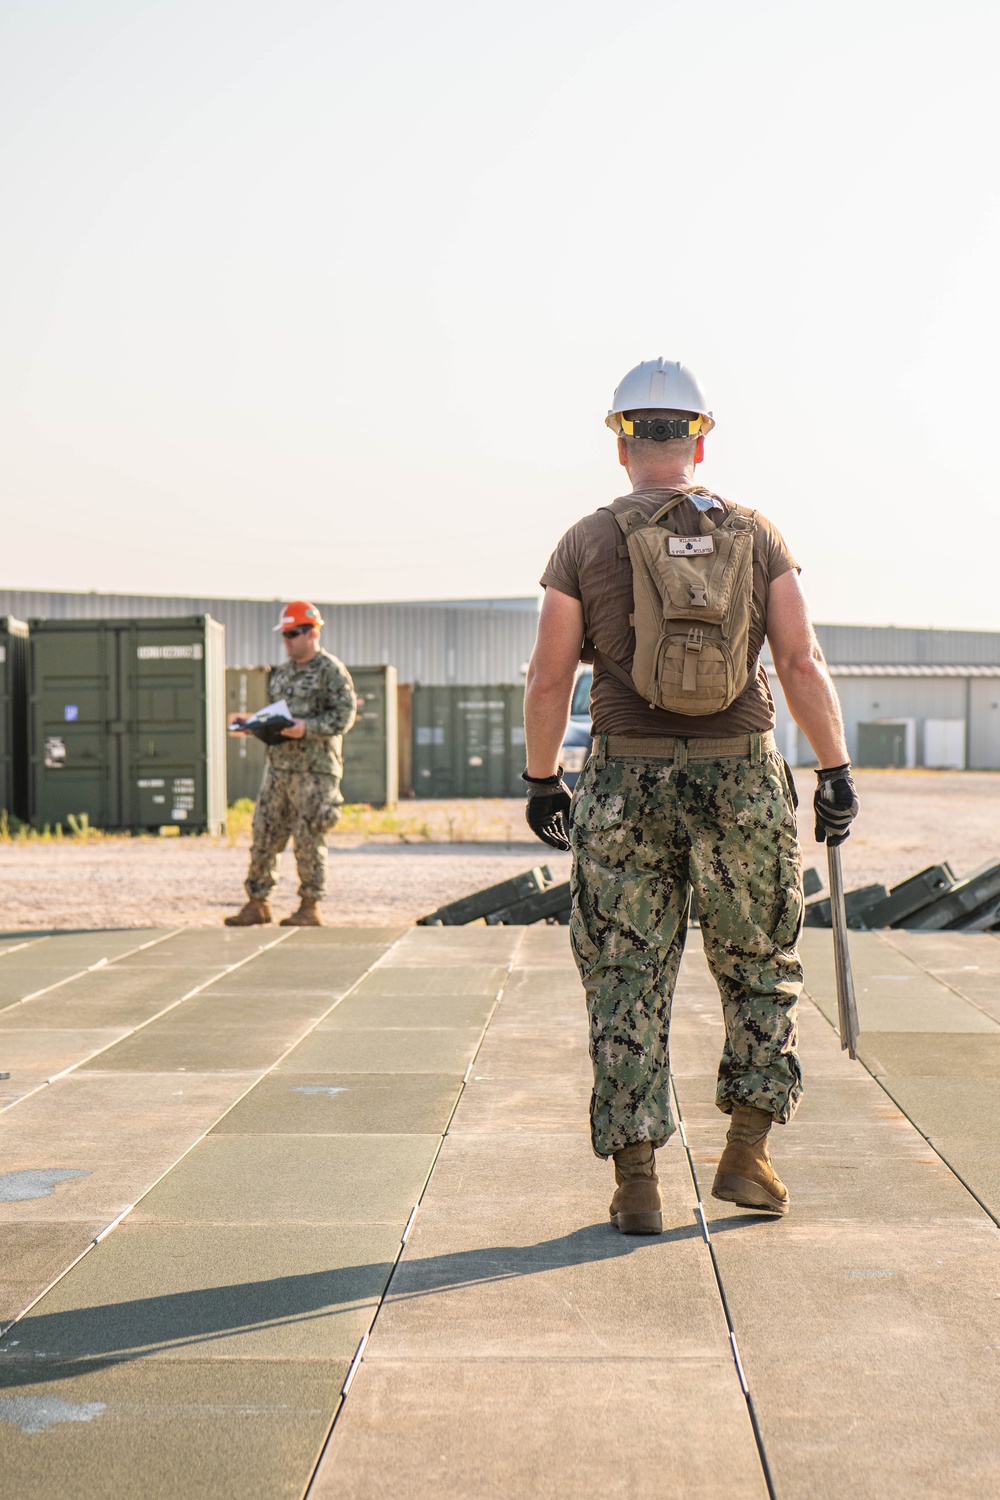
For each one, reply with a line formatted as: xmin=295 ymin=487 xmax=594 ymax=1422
xmin=595 ymin=489 xmax=758 ymax=717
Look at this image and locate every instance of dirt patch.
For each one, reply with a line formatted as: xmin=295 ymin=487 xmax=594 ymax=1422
xmin=2 ymin=775 xmax=998 ymax=931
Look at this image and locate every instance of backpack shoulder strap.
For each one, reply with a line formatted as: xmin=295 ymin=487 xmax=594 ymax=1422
xmin=719 ymin=501 xmax=757 ymax=530
xmin=646 ymin=491 xmax=696 ymax=528
xmin=599 ymin=492 xmax=690 ymax=556
xmin=687 ymin=498 xmax=759 ymax=537
xmin=592 ymin=647 xmax=638 ymax=693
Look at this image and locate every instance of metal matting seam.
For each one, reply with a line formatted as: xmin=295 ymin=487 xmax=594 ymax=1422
xmin=0 ymin=937 xmax=51 ymax=962
xmin=669 ymin=1074 xmax=779 ymax=1500
xmin=0 ymin=927 xmax=184 ymax=1017
xmin=875 ymin=928 xmax=1000 ymax=1029
xmin=0 ymin=929 xmax=294 ymax=1115
xmin=340 ymin=1331 xmax=369 ymax=1398
xmin=803 ymin=985 xmax=1000 ymax=1231
xmin=0 ymin=1235 xmax=102 ymax=1339
xmin=871 ymin=1079 xmax=1000 ymax=1230
xmin=300 ymin=927 xmax=528 ymax=1500
xmin=0 ymin=929 xmax=394 ymax=1343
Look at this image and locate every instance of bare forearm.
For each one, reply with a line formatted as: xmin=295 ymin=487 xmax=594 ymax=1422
xmin=524 ymin=676 xmax=574 ymax=778
xmin=775 ymin=655 xmax=849 ymax=768
xmin=523 ymin=587 xmax=585 ymax=778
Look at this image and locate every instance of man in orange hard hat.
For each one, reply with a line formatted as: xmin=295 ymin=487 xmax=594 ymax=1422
xmin=226 ymin=600 xmax=357 ymax=926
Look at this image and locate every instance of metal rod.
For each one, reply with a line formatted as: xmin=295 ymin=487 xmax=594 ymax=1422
xmin=827 ymin=843 xmax=860 ymax=1058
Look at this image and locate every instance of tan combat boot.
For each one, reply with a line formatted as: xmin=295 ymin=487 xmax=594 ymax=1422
xmin=609 ymin=1141 xmax=663 ymax=1235
xmin=712 ymin=1105 xmax=789 ymax=1215
xmin=224 ymin=898 xmax=273 ymax=927
xmin=280 ymin=900 xmax=323 ymax=927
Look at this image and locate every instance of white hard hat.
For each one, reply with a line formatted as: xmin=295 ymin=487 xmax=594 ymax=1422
xmin=606 ymin=358 xmax=715 ymax=438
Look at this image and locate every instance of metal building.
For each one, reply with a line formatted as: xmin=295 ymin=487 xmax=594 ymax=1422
xmin=0 ymin=591 xmax=538 ymax=684
xmin=764 ymin=626 xmax=1000 ymax=770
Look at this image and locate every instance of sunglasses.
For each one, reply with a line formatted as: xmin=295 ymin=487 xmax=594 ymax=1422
xmin=282 ymin=626 xmax=313 ymax=640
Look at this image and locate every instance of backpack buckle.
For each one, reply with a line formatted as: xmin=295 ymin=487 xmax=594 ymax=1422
xmin=682 ymin=627 xmax=703 ymax=694
xmin=690 ymin=586 xmax=708 ymax=607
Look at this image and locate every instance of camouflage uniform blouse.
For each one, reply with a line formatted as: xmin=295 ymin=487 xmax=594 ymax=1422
xmin=266 ymin=650 xmax=357 ymax=777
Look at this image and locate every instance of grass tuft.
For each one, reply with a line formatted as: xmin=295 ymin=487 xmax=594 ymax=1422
xmin=0 ymin=809 xmax=106 ymax=844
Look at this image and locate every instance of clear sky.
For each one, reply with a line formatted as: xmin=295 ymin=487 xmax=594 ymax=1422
xmin=2 ymin=0 xmax=998 ymax=626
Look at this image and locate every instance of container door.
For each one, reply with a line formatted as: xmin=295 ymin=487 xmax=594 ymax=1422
xmin=8 ymin=621 xmax=30 ymax=820
xmin=454 ymin=689 xmax=502 ymax=796
xmin=342 ymin=666 xmax=398 ymax=806
xmin=412 ymin=685 xmax=524 ymax=799
xmin=226 ymin=666 xmax=270 ymax=803
xmin=396 ymin=683 xmax=414 ymax=798
xmin=120 ymin=621 xmax=209 ymax=831
xmin=413 ymin=686 xmax=454 ymax=797
xmin=505 ymin=684 xmax=527 ymax=795
xmin=30 ymin=625 xmax=118 ymax=828
xmin=455 ymin=687 xmax=525 ymax=797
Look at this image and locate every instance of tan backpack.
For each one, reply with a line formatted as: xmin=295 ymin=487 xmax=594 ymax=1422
xmin=594 ymin=489 xmax=758 ymax=717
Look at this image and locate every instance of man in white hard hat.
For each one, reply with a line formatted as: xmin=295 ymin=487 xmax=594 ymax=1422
xmin=226 ymin=600 xmax=357 ymax=927
xmin=522 ymin=358 xmax=857 ymax=1230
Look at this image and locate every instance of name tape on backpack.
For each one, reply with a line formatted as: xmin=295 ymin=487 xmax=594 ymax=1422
xmin=668 ymin=535 xmax=714 ymax=557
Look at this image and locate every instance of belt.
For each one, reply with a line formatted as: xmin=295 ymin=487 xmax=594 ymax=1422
xmin=596 ymin=730 xmax=776 ymax=765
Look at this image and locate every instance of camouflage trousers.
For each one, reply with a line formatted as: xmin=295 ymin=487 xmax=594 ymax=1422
xmin=569 ymin=735 xmax=804 ymax=1158
xmin=245 ymin=769 xmax=343 ymax=903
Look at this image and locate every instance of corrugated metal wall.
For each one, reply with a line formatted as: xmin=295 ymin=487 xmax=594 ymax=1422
xmin=763 ymin=624 xmax=1000 ymax=667
xmin=0 ymin=591 xmax=539 ymax=683
xmin=10 ymin=600 xmax=1000 ymax=679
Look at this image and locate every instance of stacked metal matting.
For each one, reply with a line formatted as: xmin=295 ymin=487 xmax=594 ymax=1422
xmin=804 ymin=858 xmax=1000 ymax=932
xmin=418 ymin=866 xmax=571 ymax=926
xmin=427 ymin=866 xmax=825 ymax=931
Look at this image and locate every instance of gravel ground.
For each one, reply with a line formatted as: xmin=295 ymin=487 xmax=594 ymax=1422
xmin=0 ymin=839 xmax=572 ymax=931
xmin=2 ymin=773 xmax=999 ymax=931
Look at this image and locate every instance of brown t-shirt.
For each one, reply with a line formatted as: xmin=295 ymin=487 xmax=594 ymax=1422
xmin=540 ymin=487 xmax=798 ymax=737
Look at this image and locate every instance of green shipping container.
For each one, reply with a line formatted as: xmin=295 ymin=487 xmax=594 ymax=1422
xmin=28 ymin=616 xmax=226 ymax=833
xmin=225 ymin=666 xmax=271 ymax=804
xmin=342 ymin=666 xmax=398 ymax=807
xmin=0 ymin=617 xmax=29 ymax=821
xmin=412 ymin=685 xmax=525 ymax=798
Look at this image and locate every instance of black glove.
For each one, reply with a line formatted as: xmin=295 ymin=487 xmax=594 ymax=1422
xmin=522 ymin=769 xmax=572 ymax=852
xmin=814 ymin=763 xmax=859 ymax=847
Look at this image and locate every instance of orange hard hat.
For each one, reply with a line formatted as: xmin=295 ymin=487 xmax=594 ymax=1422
xmin=274 ymin=600 xmax=324 ymax=631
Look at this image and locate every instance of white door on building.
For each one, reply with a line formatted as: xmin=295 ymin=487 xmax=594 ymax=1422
xmin=924 ymin=719 xmax=966 ymax=769
xmin=969 ymin=681 xmax=1000 ymax=768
